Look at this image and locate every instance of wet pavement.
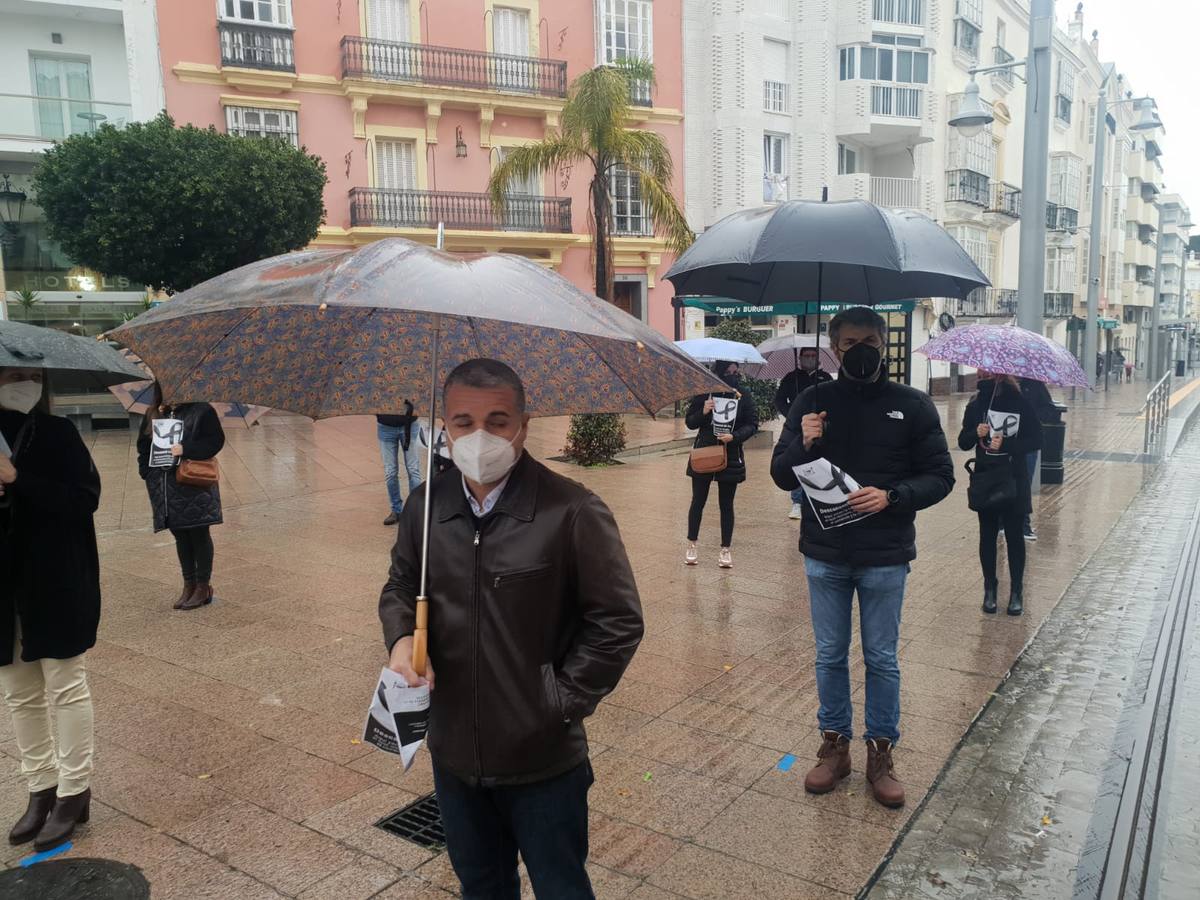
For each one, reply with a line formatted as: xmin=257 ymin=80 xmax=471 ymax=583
xmin=0 ymin=376 xmax=1193 ymax=898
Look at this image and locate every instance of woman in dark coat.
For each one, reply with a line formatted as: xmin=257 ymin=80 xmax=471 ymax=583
xmin=0 ymin=366 xmax=99 ymax=851
xmin=136 ymin=384 xmax=226 ymax=611
xmin=958 ymin=372 xmax=1044 ymax=616
xmin=684 ymin=360 xmax=759 ymax=569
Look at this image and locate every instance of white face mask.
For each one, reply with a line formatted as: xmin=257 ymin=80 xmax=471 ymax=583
xmin=450 ymin=425 xmax=524 ymax=485
xmin=0 ymin=381 xmax=42 ymax=414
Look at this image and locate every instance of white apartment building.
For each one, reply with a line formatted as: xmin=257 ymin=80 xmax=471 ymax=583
xmin=0 ymin=0 xmax=163 ymax=329
xmin=681 ymin=0 xmax=1184 ymax=391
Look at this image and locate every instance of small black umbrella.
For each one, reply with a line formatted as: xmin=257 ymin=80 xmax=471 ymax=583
xmin=0 ymin=319 xmax=146 ymax=387
xmin=665 ymin=199 xmax=989 ymax=303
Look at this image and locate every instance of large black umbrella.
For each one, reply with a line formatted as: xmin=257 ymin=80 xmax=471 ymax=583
xmin=665 ymin=200 xmax=989 ymax=302
xmin=0 ymin=319 xmax=146 ymax=387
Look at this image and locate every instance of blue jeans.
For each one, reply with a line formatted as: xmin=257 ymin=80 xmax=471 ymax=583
xmin=378 ymin=423 xmax=423 ymax=514
xmin=804 ymin=557 xmax=908 ymax=743
xmin=433 ymin=761 xmax=595 ymax=900
xmin=790 ymin=488 xmax=805 ymax=503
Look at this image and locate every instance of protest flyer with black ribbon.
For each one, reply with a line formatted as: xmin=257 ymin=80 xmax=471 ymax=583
xmin=149 ymin=418 xmax=184 ymax=468
xmin=793 ymin=457 xmax=879 ymax=530
xmin=711 ymin=397 xmax=739 ymax=436
xmin=363 ymin=667 xmax=430 ymax=772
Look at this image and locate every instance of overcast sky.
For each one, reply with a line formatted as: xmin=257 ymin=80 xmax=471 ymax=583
xmin=1060 ymin=1 xmax=1199 ymax=212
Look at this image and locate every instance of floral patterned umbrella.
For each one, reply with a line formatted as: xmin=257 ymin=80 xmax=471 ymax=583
xmin=107 ymin=350 xmax=271 ymax=426
xmin=917 ymin=323 xmax=1088 ymax=388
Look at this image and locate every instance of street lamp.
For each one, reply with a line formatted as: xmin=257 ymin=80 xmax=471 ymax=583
xmin=1083 ymin=80 xmax=1161 ymax=388
xmin=0 ymin=173 xmax=27 ymax=249
xmin=950 ymin=0 xmax=1055 ymax=337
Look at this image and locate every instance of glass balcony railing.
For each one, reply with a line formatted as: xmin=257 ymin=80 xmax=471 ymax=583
xmin=0 ymin=93 xmax=132 ymax=142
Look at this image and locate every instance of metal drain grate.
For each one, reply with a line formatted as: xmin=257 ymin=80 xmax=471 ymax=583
xmin=375 ymin=792 xmax=445 ymax=849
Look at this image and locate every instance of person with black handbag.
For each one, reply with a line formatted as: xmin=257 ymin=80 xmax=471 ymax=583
xmin=958 ymin=372 xmax=1044 ymax=616
xmin=683 ymin=361 xmax=758 ymax=569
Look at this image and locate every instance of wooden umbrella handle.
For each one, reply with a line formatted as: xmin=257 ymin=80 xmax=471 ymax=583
xmin=412 ymin=597 xmax=429 ymax=677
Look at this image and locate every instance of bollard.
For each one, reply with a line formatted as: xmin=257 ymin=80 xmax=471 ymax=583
xmin=1040 ymin=402 xmax=1068 ymax=485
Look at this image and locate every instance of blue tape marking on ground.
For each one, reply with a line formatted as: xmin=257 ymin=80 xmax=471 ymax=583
xmin=19 ymin=842 xmax=72 ymax=867
xmin=777 ymin=754 xmax=797 ymax=772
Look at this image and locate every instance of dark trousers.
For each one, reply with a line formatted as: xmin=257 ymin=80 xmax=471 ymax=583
xmin=688 ymin=477 xmax=737 ymax=546
xmin=433 ymin=761 xmax=595 ymax=900
xmin=171 ymin=526 xmax=214 ymax=581
xmin=978 ymin=509 xmax=1025 ymax=588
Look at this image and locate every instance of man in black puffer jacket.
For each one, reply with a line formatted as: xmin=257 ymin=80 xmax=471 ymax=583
xmin=771 ymin=307 xmax=954 ymax=810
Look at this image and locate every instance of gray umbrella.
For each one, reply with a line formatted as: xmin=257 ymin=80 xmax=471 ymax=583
xmin=0 ymin=319 xmax=146 ymax=387
xmin=665 ymin=200 xmax=989 ymax=302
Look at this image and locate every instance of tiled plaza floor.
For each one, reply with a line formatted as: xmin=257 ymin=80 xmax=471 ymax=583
xmin=0 ymin=377 xmax=1181 ymax=898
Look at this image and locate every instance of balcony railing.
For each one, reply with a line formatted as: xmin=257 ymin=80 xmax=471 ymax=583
xmin=349 ymin=187 xmax=571 ymax=232
xmin=1046 ymin=203 xmax=1079 ymax=232
xmin=1044 ymin=292 xmax=1075 ymax=317
xmin=0 ymin=93 xmax=132 ymax=141
xmin=946 ymin=169 xmax=990 ymax=207
xmin=987 ymin=182 xmax=1022 ymax=217
xmin=955 ymin=288 xmax=1018 ymax=317
xmin=873 ymin=0 xmax=923 ymax=26
xmin=219 ymin=21 xmax=295 ymax=72
xmin=871 ymin=84 xmax=922 ymax=118
xmin=341 ymin=36 xmax=568 ymax=98
xmin=870 ymin=176 xmax=922 ymax=210
xmin=992 ymin=46 xmax=1015 ymax=87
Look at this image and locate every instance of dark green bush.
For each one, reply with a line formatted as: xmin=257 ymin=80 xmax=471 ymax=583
xmin=562 ymin=413 xmax=627 ymax=465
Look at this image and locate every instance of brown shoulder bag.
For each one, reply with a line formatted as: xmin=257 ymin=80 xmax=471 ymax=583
xmin=176 ymin=458 xmax=219 ymax=487
xmin=689 ymin=443 xmax=728 ymax=475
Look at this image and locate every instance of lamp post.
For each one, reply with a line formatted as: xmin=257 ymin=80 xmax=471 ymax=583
xmin=949 ymin=0 xmax=1055 ymax=336
xmin=1084 ymin=87 xmax=1161 ymax=387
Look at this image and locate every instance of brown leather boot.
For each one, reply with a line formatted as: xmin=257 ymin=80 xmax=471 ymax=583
xmin=8 ymin=787 xmax=56 ymax=845
xmin=33 ymin=788 xmax=90 ymax=851
xmin=865 ymin=738 xmax=905 ymax=808
xmin=804 ymin=731 xmax=851 ymax=794
xmin=178 ymin=581 xmax=213 ymax=611
xmin=172 ymin=579 xmax=196 ymax=610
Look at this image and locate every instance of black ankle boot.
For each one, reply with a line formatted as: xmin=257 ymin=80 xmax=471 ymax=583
xmin=1007 ymin=586 xmax=1024 ymax=616
xmin=8 ymin=787 xmax=56 ymax=845
xmin=982 ymin=581 xmax=998 ymax=614
xmin=33 ymin=788 xmax=90 ymax=852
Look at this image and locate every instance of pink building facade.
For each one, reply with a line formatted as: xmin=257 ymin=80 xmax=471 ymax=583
xmin=154 ymin=0 xmax=685 ymax=337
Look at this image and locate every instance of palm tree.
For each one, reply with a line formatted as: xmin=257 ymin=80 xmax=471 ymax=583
xmin=487 ymin=59 xmax=692 ymax=303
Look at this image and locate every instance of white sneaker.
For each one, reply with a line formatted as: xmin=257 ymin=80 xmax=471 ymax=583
xmin=685 ymin=542 xmax=699 ymax=566
xmin=718 ymin=548 xmax=733 ymax=569
xmin=789 ymin=502 xmax=804 ymax=520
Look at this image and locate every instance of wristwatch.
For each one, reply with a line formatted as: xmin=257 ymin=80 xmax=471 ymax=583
xmin=886 ymin=488 xmax=901 ymax=507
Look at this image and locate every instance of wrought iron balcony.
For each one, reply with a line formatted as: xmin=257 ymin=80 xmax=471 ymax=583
xmin=1044 ymin=292 xmax=1075 ymax=317
xmin=349 ymin=188 xmax=572 ymax=233
xmin=991 ymin=46 xmax=1015 ymax=87
xmin=341 ymin=36 xmax=567 ymax=98
xmin=946 ymin=169 xmax=990 ymax=207
xmin=955 ymin=288 xmax=1018 ymax=317
xmin=219 ymin=21 xmax=295 ymax=72
xmin=987 ymin=182 xmax=1022 ymax=218
xmin=1046 ymin=203 xmax=1078 ymax=232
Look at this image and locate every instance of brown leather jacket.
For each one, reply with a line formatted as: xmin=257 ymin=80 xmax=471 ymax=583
xmin=379 ymin=452 xmax=643 ymax=787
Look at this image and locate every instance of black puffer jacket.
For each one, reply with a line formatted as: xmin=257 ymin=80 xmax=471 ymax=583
xmin=958 ymin=381 xmax=1044 ymax=514
xmin=137 ymin=403 xmax=225 ymax=532
xmin=770 ymin=373 xmax=955 ymax=566
xmin=685 ymin=389 xmax=759 ymax=484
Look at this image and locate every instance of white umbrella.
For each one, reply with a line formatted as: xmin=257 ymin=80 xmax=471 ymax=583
xmin=755 ymin=333 xmax=840 ymax=379
xmin=674 ymin=338 xmax=767 ymax=369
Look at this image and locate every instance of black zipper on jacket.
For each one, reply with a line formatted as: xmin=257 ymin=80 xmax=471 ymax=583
xmin=471 ymin=526 xmax=483 ymax=780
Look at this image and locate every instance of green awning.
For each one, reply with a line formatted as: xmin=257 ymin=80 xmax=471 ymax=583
xmin=679 ymin=298 xmax=916 ymax=315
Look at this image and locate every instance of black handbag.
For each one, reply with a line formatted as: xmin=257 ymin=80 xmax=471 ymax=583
xmin=964 ymin=457 xmax=1017 ymax=512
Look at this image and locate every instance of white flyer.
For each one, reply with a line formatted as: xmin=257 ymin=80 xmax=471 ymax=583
xmin=149 ymin=418 xmax=184 ymax=468
xmin=793 ymin=457 xmax=878 ymax=531
xmin=711 ymin=397 xmax=739 ymax=436
xmin=363 ymin=666 xmax=430 ymax=772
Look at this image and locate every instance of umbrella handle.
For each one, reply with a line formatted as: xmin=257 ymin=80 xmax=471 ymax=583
xmin=412 ymin=597 xmax=429 ymax=677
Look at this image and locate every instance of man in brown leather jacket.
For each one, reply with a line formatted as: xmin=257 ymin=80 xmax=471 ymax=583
xmin=380 ymin=359 xmax=643 ymax=900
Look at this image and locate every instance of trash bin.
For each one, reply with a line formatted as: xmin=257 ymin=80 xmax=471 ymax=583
xmin=1040 ymin=402 xmax=1068 ymax=485
xmin=1176 ymin=359 xmax=1186 ymax=377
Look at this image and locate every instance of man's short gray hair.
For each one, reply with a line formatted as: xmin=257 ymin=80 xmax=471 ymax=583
xmin=443 ymin=359 xmax=526 ymax=413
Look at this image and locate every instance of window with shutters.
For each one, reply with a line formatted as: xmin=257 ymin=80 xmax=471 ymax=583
xmin=948 ymin=225 xmax=992 ymax=281
xmin=763 ymin=133 xmax=788 ymax=202
xmin=496 ymin=146 xmax=542 ymax=231
xmin=596 ymin=1 xmax=653 ymax=103
xmin=1049 ymin=155 xmax=1082 ymax=210
xmin=375 ymin=138 xmax=417 ymax=190
xmin=218 ymin=0 xmax=292 ymax=27
xmin=763 ymin=40 xmax=788 ymax=113
xmin=611 ymin=163 xmax=650 ymax=235
xmin=366 ymin=0 xmax=411 ymax=42
xmin=494 ymin=7 xmax=533 ymax=90
xmin=1045 ymin=247 xmax=1077 ymax=293
xmin=1055 ymin=62 xmax=1074 ymax=123
xmin=225 ymin=105 xmax=298 ymax=146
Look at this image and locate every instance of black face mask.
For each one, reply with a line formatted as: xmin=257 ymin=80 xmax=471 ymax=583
xmin=839 ymin=343 xmax=882 ymax=382
xmin=720 ymin=371 xmax=741 ymax=389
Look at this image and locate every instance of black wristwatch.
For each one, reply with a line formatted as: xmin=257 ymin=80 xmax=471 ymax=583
xmin=886 ymin=488 xmax=901 ymax=507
